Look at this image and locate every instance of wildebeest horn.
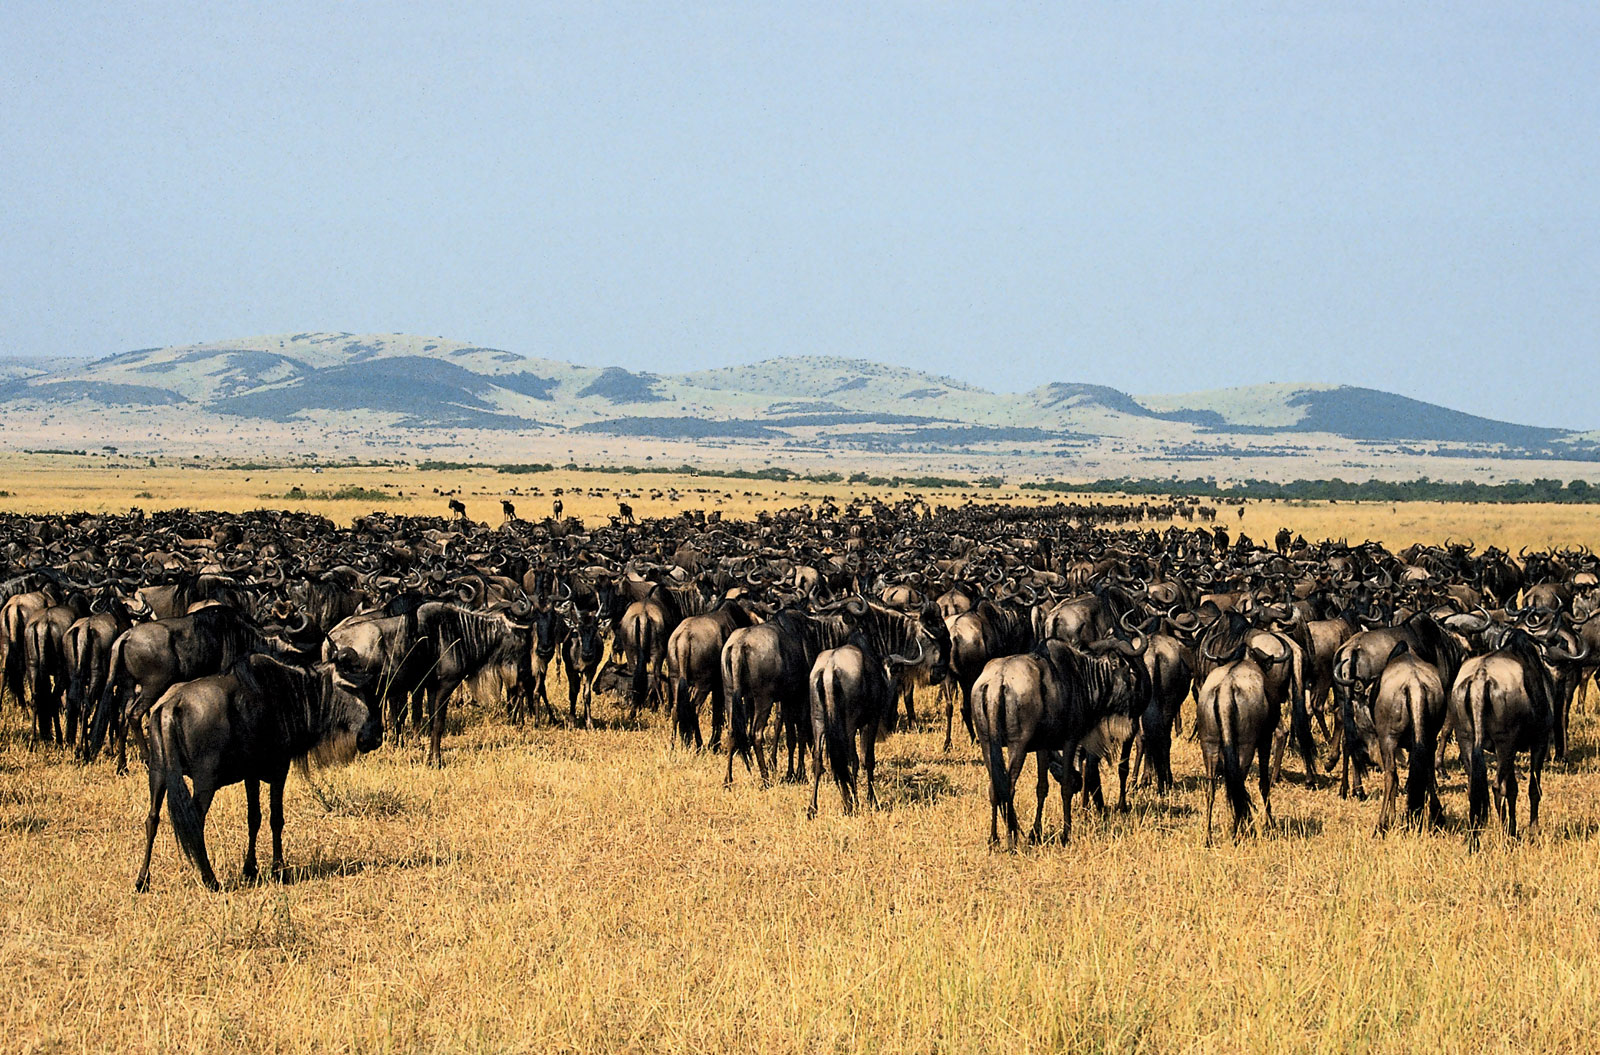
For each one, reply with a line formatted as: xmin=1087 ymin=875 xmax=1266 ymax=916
xmin=1544 ymin=639 xmax=1591 ymax=663
xmin=887 ymin=636 xmax=925 ymax=667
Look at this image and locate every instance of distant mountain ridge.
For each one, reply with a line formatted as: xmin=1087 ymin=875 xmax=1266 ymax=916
xmin=0 ymin=332 xmax=1587 ymax=464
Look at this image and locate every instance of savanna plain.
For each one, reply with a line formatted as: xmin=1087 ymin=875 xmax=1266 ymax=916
xmin=4 ymin=460 xmax=1600 ymax=1054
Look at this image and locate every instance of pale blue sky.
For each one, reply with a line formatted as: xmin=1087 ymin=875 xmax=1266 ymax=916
xmin=3 ymin=3 xmax=1596 ymax=427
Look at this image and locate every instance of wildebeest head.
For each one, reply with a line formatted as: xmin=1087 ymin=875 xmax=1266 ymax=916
xmin=305 ymin=661 xmax=384 ymax=765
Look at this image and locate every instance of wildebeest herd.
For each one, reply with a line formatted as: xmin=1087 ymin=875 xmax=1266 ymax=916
xmin=0 ymin=498 xmax=1594 ymax=889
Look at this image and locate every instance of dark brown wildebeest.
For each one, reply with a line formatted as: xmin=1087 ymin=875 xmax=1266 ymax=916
xmin=722 ymin=608 xmax=853 ymax=787
xmin=1449 ymin=628 xmax=1580 ymax=845
xmin=1196 ymin=649 xmax=1282 ymax=845
xmin=23 ymin=593 xmax=89 ymax=743
xmin=562 ymin=606 xmax=611 ymax=729
xmin=667 ymin=599 xmax=754 ymax=750
xmin=1368 ymin=641 xmax=1447 ymax=833
xmin=944 ymin=593 xmax=1035 ymax=752
xmin=64 ymin=596 xmax=133 ymax=749
xmin=806 ymin=601 xmax=950 ymax=817
xmin=970 ymin=637 xmax=1148 ymax=849
xmin=88 ymin=605 xmax=319 ymax=771
xmin=135 ymin=654 xmax=381 ymax=891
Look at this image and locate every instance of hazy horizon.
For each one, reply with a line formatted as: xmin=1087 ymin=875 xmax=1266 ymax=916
xmin=4 ymin=3 xmax=1597 ymax=427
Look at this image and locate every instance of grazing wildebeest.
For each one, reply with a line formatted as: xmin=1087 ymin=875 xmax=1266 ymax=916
xmin=448 ymin=498 xmax=468 ymax=519
xmin=970 ymin=637 xmax=1147 ymax=848
xmin=135 ymin=654 xmax=381 ymax=891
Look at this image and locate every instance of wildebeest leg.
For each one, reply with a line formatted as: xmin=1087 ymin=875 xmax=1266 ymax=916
xmin=427 ymin=685 xmax=449 ymax=767
xmin=1256 ymin=729 xmax=1276 ymax=833
xmin=1528 ymin=739 xmax=1546 ymax=833
xmin=1496 ymin=744 xmax=1518 ymax=838
xmin=807 ymin=720 xmax=825 ymax=819
xmin=1117 ymin=737 xmax=1133 ymax=812
xmin=1375 ymin=737 xmax=1398 ymax=835
xmin=1130 ymin=732 xmax=1146 ymax=789
xmin=862 ymin=727 xmax=878 ymax=809
xmin=1204 ymin=761 xmax=1218 ymax=848
xmin=709 ymin=685 xmax=725 ymax=753
xmin=189 ymin=787 xmax=221 ymax=892
xmin=134 ymin=767 xmax=166 ymax=892
xmin=1058 ymin=751 xmax=1075 ymax=845
xmin=242 ymin=780 xmax=262 ymax=881
xmin=1030 ymin=750 xmax=1048 ymax=843
xmin=750 ymin=702 xmax=773 ymax=786
xmin=943 ymin=684 xmax=961 ymax=752
xmin=269 ymin=780 xmax=286 ymax=876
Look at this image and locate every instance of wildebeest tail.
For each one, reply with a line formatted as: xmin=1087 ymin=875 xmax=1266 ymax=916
xmin=1465 ymin=671 xmax=1491 ymax=827
xmin=817 ymin=667 xmax=856 ymax=809
xmin=153 ymin=705 xmax=206 ymax=870
xmin=1214 ymin=682 xmax=1254 ymax=824
xmin=723 ymin=644 xmax=751 ymax=762
xmin=631 ymin=620 xmax=652 ymax=714
xmin=1288 ymin=643 xmax=1316 ymax=779
xmin=982 ymin=680 xmax=1012 ymax=815
xmin=1403 ymin=681 xmax=1433 ymax=817
xmin=672 ymin=676 xmax=695 ymax=747
xmin=84 ymin=635 xmax=126 ymax=760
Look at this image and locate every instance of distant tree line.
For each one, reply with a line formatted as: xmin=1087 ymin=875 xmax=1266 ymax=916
xmin=1021 ymin=476 xmax=1600 ymax=504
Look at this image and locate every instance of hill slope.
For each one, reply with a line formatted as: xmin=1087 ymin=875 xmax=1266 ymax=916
xmin=0 ymin=333 xmax=1589 ymax=475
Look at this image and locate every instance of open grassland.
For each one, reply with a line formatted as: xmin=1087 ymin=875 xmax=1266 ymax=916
xmin=1 ymin=454 xmax=1600 ymax=553
xmin=5 ymin=468 xmax=1600 ymax=1051
xmin=5 ymin=678 xmax=1600 ymax=1054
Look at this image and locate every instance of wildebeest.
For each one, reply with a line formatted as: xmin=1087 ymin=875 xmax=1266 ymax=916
xmin=87 ymin=605 xmax=320 ymax=771
xmin=1196 ymin=649 xmax=1282 ymax=845
xmin=1367 ymin=641 xmax=1447 ymax=833
xmin=667 ymin=598 xmax=755 ymax=750
xmin=971 ymin=637 xmax=1148 ymax=848
xmin=1448 ymin=628 xmax=1572 ymax=845
xmin=330 ymin=600 xmax=533 ymax=765
xmin=135 ymin=654 xmax=381 ymax=891
xmin=806 ymin=600 xmax=950 ymax=816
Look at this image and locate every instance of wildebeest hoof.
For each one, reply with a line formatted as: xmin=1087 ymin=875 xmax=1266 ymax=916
xmin=133 ymin=875 xmax=150 ymax=893
xmin=241 ymin=862 xmax=258 ymax=882
xmin=1353 ymin=789 xmax=1368 ymax=802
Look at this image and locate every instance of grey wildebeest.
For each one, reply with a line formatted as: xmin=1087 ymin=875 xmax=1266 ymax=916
xmin=807 ymin=599 xmax=951 ymax=816
xmin=668 ymin=598 xmax=755 ymax=750
xmin=330 ymin=600 xmax=533 ymax=765
xmin=87 ymin=605 xmax=319 ymax=771
xmin=1449 ymin=628 xmax=1581 ymax=845
xmin=135 ymin=654 xmax=381 ymax=891
xmin=971 ymin=636 xmax=1148 ymax=848
xmin=1367 ymin=641 xmax=1448 ymax=833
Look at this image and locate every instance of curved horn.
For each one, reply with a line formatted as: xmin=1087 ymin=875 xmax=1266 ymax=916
xmin=886 ymin=635 xmax=926 ymax=667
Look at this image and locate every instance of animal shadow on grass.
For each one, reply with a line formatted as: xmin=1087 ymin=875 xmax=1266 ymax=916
xmin=875 ymin=758 xmax=961 ymax=809
xmin=0 ymin=813 xmax=48 ymax=834
xmin=265 ymin=847 xmax=454 ymax=888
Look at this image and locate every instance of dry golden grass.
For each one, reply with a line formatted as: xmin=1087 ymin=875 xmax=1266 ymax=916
xmin=3 ymin=453 xmax=1600 ymax=554
xmin=6 ymin=466 xmax=1600 ymax=1051
xmin=4 ymin=676 xmax=1600 ymax=1054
